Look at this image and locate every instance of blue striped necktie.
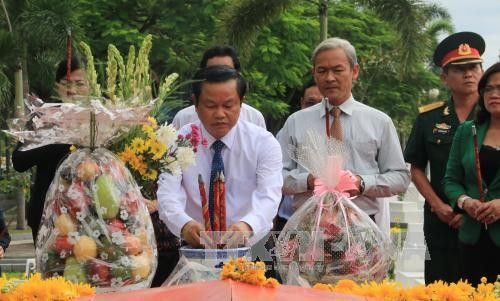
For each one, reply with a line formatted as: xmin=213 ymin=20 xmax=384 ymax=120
xmin=209 ymin=140 xmax=225 ymax=230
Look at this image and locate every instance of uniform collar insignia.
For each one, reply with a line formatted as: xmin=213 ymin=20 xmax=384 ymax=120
xmin=443 ymin=106 xmax=450 ymax=116
xmin=435 ymin=122 xmax=451 ymax=130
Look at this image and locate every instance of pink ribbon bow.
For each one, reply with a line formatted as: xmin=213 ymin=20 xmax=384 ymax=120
xmin=313 ymin=170 xmax=358 ymax=198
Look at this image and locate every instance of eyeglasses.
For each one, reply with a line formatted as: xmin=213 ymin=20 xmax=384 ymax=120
xmin=57 ymin=80 xmax=89 ymax=90
xmin=482 ymin=85 xmax=500 ymax=95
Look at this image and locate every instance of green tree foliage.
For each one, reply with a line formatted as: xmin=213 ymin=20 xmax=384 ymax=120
xmin=0 ymin=0 xmax=452 ymax=136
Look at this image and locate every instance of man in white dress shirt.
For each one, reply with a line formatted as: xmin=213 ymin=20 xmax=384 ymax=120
xmin=278 ymin=37 xmax=410 ymax=233
xmin=158 ymin=65 xmax=283 ymax=248
xmin=172 ymin=45 xmax=266 ymax=129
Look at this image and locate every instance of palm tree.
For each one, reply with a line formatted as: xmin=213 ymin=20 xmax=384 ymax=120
xmin=217 ymin=0 xmax=451 ymax=77
xmin=0 ymin=0 xmax=82 ymax=229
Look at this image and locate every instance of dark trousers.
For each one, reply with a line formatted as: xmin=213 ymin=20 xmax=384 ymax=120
xmin=459 ymin=229 xmax=500 ymax=285
xmin=425 ymin=247 xmax=461 ymax=284
xmin=150 ymin=250 xmax=180 ymax=287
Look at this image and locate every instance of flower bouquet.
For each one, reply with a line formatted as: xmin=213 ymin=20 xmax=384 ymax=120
xmin=276 ymin=131 xmax=391 ymax=286
xmin=5 ymin=35 xmax=178 ymax=292
xmin=117 ymin=118 xmax=205 ymax=254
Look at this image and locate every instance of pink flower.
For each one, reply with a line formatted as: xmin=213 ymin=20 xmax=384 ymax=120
xmin=202 ymin=138 xmax=208 ymax=148
xmin=280 ymin=239 xmax=299 ymax=262
xmin=185 ymin=133 xmax=192 ymax=140
xmin=178 ymin=134 xmax=184 ymax=140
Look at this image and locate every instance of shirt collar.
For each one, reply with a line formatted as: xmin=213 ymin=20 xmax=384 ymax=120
xmin=200 ymin=121 xmax=238 ymax=151
xmin=318 ymin=95 xmax=355 ymax=118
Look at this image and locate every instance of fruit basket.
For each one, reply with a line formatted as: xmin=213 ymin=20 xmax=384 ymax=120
xmin=36 ymin=148 xmax=157 ymax=292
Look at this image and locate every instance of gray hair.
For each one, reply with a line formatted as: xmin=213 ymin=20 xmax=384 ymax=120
xmin=311 ymin=37 xmax=358 ymax=68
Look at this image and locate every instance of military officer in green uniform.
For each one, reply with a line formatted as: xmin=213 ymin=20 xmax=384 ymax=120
xmin=404 ymin=31 xmax=485 ymax=284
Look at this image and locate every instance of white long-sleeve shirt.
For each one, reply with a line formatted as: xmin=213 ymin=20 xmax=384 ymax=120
xmin=172 ymin=103 xmax=266 ymax=129
xmin=157 ymin=120 xmax=282 ymax=245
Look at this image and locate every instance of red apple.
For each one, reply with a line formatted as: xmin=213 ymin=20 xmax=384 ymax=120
xmin=52 ymin=235 xmax=73 ymax=258
xmin=65 ymin=181 xmax=91 ymax=218
xmin=88 ymin=259 xmax=110 ymax=286
xmin=107 ymin=218 xmax=126 ymax=233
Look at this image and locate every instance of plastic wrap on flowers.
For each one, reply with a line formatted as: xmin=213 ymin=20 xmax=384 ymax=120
xmin=276 ymin=131 xmax=391 ymax=286
xmin=6 ymin=98 xmax=152 ymax=151
xmin=35 ymin=148 xmax=157 ymax=292
xmin=162 ymin=256 xmax=220 ymax=287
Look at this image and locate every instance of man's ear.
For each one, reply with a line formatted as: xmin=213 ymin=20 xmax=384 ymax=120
xmin=439 ymin=72 xmax=448 ymax=87
xmin=240 ymin=95 xmax=245 ymax=105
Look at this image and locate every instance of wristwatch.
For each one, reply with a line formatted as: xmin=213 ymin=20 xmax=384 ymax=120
xmin=358 ymin=175 xmax=365 ymax=194
xmin=457 ymin=195 xmax=472 ymax=209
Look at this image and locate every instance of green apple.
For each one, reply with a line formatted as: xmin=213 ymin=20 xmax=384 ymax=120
xmin=95 ymin=175 xmax=121 ymax=219
xmin=63 ymin=257 xmax=88 ymax=284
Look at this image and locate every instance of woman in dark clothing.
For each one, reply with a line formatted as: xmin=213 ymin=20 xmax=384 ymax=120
xmin=12 ymin=57 xmax=89 ymax=244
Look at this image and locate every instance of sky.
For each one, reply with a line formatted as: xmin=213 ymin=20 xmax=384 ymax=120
xmin=429 ymin=0 xmax=500 ymax=69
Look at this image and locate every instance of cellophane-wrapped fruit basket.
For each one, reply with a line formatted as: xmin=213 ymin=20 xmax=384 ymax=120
xmin=36 ymin=148 xmax=157 ymax=292
xmin=275 ymin=130 xmax=391 ymax=286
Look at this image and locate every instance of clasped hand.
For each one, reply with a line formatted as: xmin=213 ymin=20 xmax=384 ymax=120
xmin=464 ymin=198 xmax=500 ymax=225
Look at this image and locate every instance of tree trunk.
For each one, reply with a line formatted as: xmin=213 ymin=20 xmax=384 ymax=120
xmin=14 ymin=62 xmax=26 ymax=230
xmin=319 ymin=0 xmax=328 ymax=41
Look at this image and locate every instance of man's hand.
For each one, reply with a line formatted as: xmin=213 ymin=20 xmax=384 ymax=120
xmin=448 ymin=213 xmax=462 ymax=229
xmin=307 ymin=174 xmax=316 ymax=191
xmin=462 ymin=198 xmax=482 ymax=220
xmin=476 ymin=199 xmax=500 ymax=225
xmin=221 ymin=222 xmax=253 ymax=247
xmin=181 ymin=220 xmax=204 ymax=248
xmin=345 ymin=175 xmax=362 ymax=197
xmin=144 ymin=199 xmax=158 ymax=214
xmin=432 ymin=202 xmax=456 ymax=224
xmin=0 ymin=246 xmax=4 ymax=258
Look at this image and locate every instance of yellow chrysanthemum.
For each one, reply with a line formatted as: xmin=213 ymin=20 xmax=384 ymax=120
xmin=0 ymin=273 xmax=94 ymax=300
xmin=147 ymin=116 xmax=158 ymax=128
xmin=118 ymin=146 xmax=135 ymax=163
xmin=220 ymin=257 xmax=279 ymax=288
xmin=130 ymin=137 xmax=148 ymax=153
xmin=149 ymin=140 xmax=167 ymax=160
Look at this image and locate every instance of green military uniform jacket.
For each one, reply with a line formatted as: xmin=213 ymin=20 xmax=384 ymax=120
xmin=404 ymin=99 xmax=474 ymax=249
xmin=444 ymin=120 xmax=500 ymax=247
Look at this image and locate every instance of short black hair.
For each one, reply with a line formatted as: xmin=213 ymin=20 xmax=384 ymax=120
xmin=199 ymin=45 xmax=241 ymax=71
xmin=55 ymin=56 xmax=85 ymax=82
xmin=192 ymin=65 xmax=246 ymax=105
xmin=476 ymin=62 xmax=500 ymax=125
xmin=301 ymin=78 xmax=317 ymax=97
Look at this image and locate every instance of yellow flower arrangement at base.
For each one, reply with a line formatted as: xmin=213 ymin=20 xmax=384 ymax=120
xmin=313 ymin=276 xmax=500 ymax=301
xmin=0 ymin=273 xmax=94 ymax=300
xmin=220 ymin=257 xmax=280 ymax=288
